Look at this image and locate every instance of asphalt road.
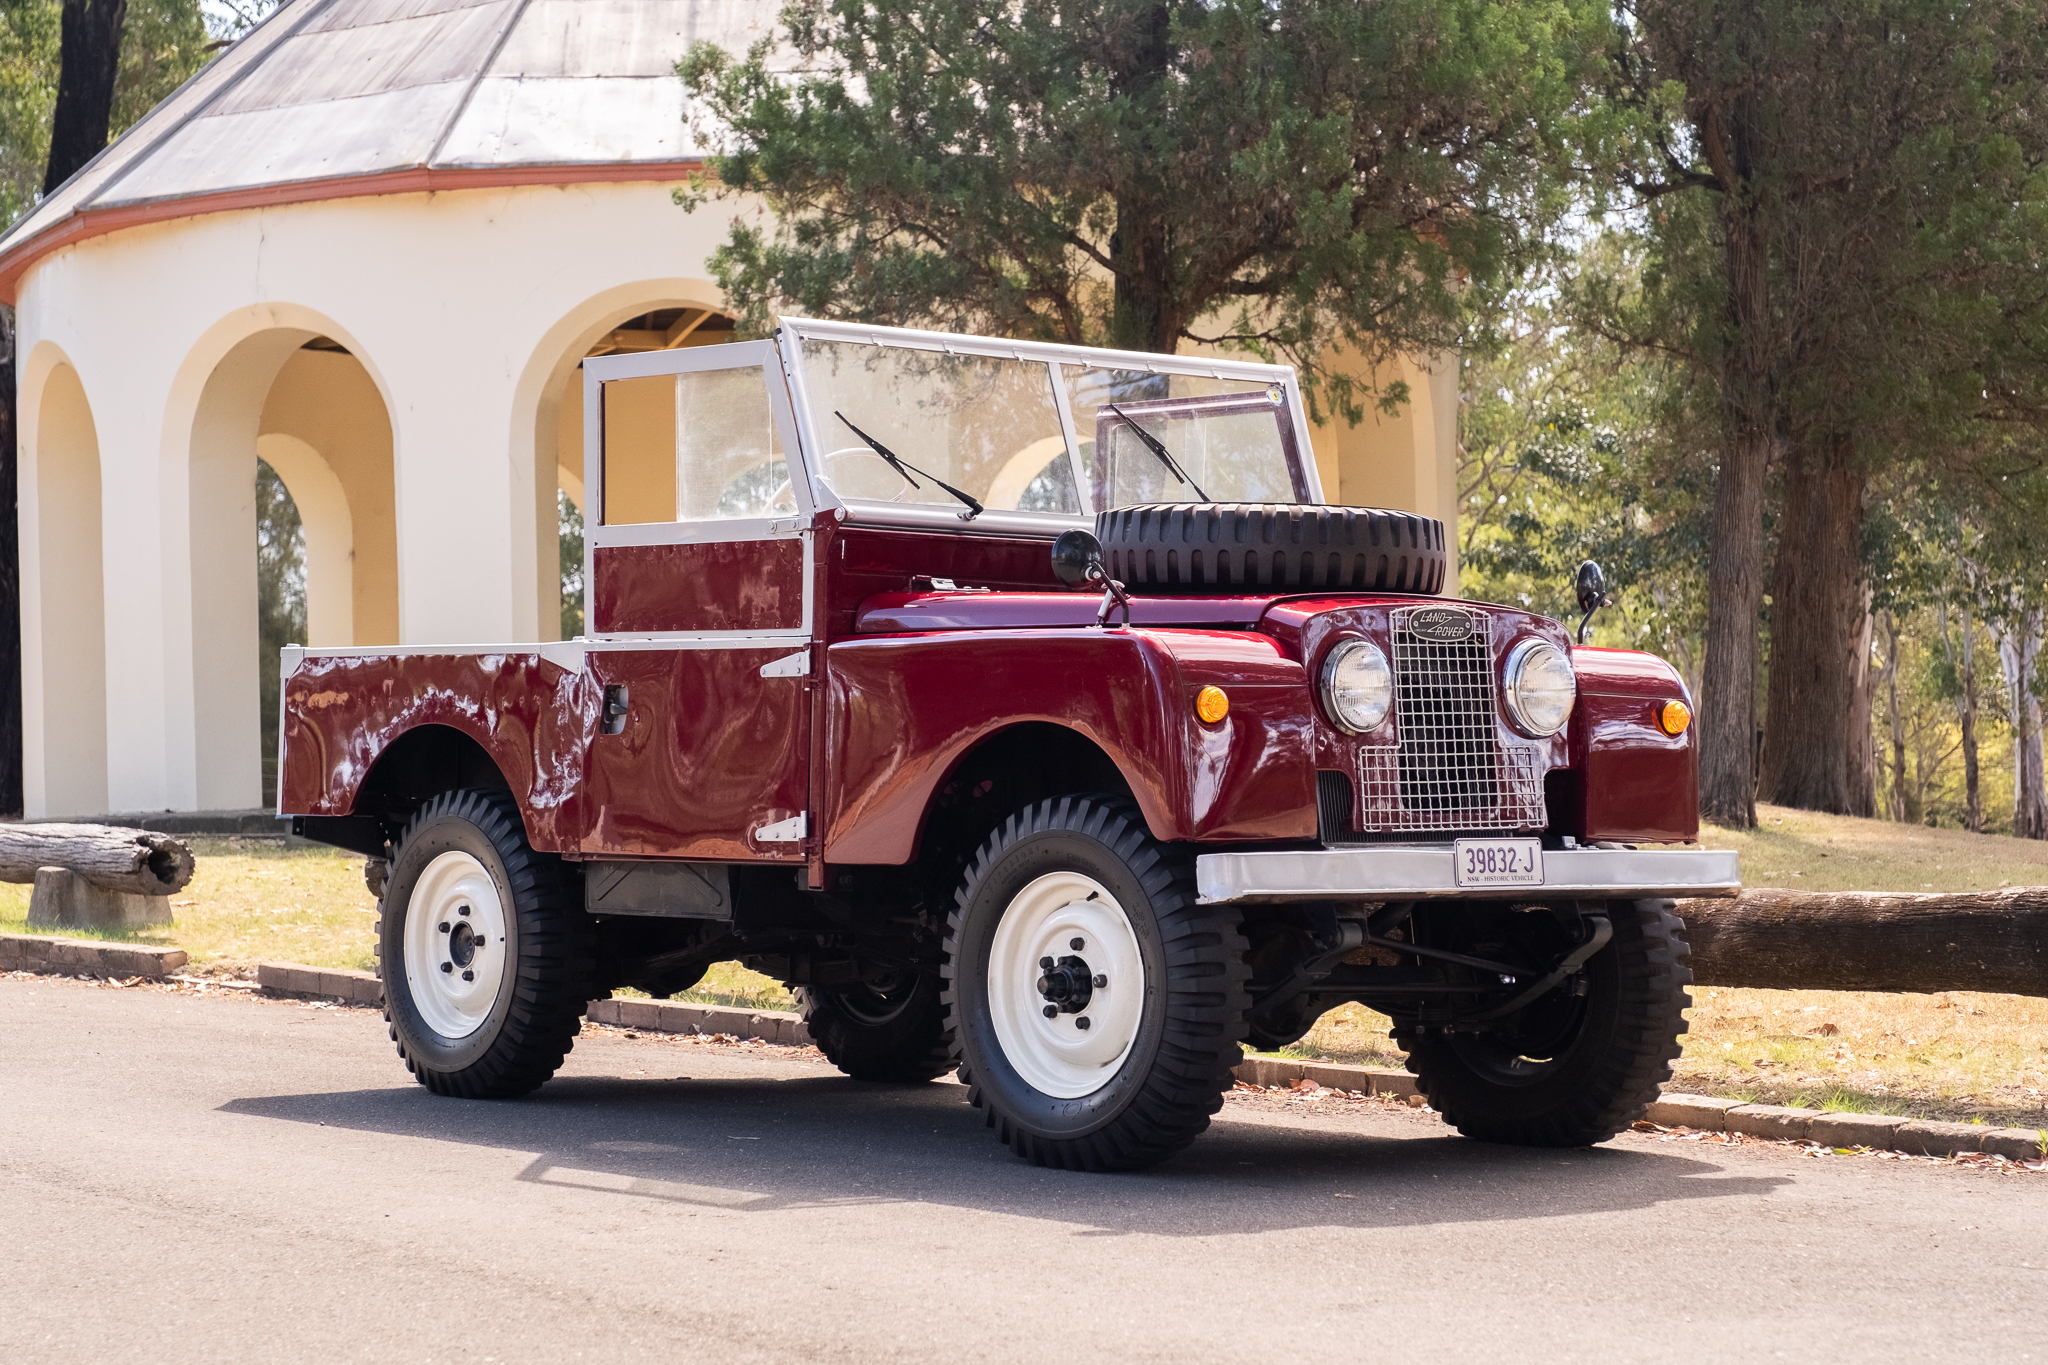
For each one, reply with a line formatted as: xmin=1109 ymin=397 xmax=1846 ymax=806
xmin=3 ymin=976 xmax=2043 ymax=1364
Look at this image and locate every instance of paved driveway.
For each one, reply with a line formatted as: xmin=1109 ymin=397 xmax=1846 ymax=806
xmin=2 ymin=976 xmax=2041 ymax=1364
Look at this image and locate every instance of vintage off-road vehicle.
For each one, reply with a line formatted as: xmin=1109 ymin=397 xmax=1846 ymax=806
xmin=279 ymin=320 xmax=1737 ymax=1170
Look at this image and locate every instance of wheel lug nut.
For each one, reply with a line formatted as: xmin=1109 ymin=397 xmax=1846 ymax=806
xmin=440 ymin=962 xmax=453 ymax=974
xmin=1094 ymin=974 xmax=1108 ymax=988
xmin=1076 ymin=1017 xmax=1091 ymax=1030
xmin=439 ymin=923 xmax=450 ymax=933
xmin=1042 ymin=1004 xmax=1058 ymax=1019
xmin=458 ymin=906 xmax=470 ymax=917
xmin=462 ymin=970 xmax=475 ymax=982
xmin=1040 ymin=956 xmax=1054 ymax=972
xmin=1070 ymin=938 xmax=1084 ymax=950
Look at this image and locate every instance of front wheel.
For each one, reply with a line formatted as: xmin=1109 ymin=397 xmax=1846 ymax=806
xmin=943 ymin=796 xmax=1249 ymax=1171
xmin=379 ymin=789 xmax=594 ymax=1098
xmin=1399 ymin=898 xmax=1692 ymax=1146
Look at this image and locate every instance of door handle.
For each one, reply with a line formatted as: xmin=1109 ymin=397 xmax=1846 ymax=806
xmin=601 ymin=684 xmax=629 ymax=735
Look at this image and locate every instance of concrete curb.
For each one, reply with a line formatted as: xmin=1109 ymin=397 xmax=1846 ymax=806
xmin=255 ymin=963 xmax=384 ymax=1006
xmin=0 ymin=932 xmax=188 ymax=979
xmin=1235 ymin=1055 xmax=2047 ymax=1161
xmin=585 ymin=996 xmax=814 ymax=1047
xmin=1232 ymin=1055 xmax=1420 ymax=1098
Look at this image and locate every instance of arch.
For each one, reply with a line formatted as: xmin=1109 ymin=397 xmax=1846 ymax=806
xmin=257 ymin=434 xmax=354 ymax=647
xmin=160 ymin=303 xmax=399 ymax=810
xmin=20 ymin=348 xmax=109 ymax=817
xmin=509 ymin=278 xmax=731 ymax=640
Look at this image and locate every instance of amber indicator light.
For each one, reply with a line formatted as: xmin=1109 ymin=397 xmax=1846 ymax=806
xmin=1658 ymin=699 xmax=1692 ymax=736
xmin=1195 ymin=686 xmax=1230 ymax=724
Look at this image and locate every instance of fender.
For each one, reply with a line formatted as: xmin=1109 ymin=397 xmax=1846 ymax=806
xmin=821 ymin=627 xmax=1315 ymax=864
xmin=1566 ymin=646 xmax=1699 ymax=843
xmin=278 ymin=650 xmax=599 ymax=852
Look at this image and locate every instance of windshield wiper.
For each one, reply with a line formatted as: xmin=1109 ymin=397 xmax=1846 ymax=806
xmin=1104 ymin=403 xmax=1210 ymax=502
xmin=834 ymin=411 xmax=984 ymax=520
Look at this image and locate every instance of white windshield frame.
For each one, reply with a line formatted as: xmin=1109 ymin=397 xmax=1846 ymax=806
xmin=775 ymin=318 xmax=1323 ymax=531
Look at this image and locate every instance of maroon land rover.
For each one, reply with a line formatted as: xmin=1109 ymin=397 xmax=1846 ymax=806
xmin=278 ymin=319 xmax=1737 ymax=1171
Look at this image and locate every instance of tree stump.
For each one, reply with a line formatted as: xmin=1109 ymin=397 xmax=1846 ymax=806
xmin=27 ymin=867 xmax=173 ymax=929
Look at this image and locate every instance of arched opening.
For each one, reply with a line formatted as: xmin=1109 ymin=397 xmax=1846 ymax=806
xmin=521 ymin=296 xmax=738 ymax=639
xmin=182 ymin=326 xmax=398 ymax=810
xmin=25 ymin=362 xmax=108 ymax=817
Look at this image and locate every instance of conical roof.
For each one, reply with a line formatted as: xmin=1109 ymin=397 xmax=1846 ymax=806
xmin=0 ymin=0 xmax=791 ymax=282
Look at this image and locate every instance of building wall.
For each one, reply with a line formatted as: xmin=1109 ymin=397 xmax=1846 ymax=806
xmin=11 ymin=179 xmax=1459 ymax=817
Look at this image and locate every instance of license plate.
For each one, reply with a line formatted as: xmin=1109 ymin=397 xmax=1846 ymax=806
xmin=1453 ymin=837 xmax=1544 ymax=887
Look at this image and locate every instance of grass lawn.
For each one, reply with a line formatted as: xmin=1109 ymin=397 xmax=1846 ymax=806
xmin=6 ymin=803 xmax=2045 ymax=1128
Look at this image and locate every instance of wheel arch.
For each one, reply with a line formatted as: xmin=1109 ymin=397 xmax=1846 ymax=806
xmin=297 ymin=723 xmax=520 ymax=857
xmin=905 ymin=720 xmax=1164 ymax=866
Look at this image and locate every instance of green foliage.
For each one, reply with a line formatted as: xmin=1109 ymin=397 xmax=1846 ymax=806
xmin=256 ymin=460 xmax=305 ymax=807
xmin=0 ymin=0 xmax=232 ymax=226
xmin=1458 ymin=246 xmax=1711 ymax=684
xmin=558 ymin=490 xmax=584 ymax=640
xmin=679 ymin=0 xmax=1607 ymax=420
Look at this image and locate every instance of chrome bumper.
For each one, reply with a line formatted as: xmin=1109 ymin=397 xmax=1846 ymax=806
xmin=1194 ymin=846 xmax=1740 ymax=905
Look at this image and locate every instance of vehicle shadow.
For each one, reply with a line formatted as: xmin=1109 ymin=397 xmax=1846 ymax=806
xmin=219 ymin=1071 xmax=1788 ymax=1236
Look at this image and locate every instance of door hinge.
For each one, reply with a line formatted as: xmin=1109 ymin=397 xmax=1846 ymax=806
xmin=759 ymin=649 xmax=810 ymax=678
xmin=755 ymin=814 xmax=808 ymax=843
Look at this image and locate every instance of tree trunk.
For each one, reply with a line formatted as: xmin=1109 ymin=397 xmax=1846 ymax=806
xmin=1757 ymin=434 xmax=1868 ymax=813
xmin=0 ymin=308 xmax=18 ymax=818
xmin=1107 ymin=1 xmax=1177 ymax=354
xmin=1696 ymin=90 xmax=1775 ymax=830
xmin=1994 ymin=602 xmax=2047 ymax=839
xmin=1844 ymin=587 xmax=1877 ymax=817
xmin=1884 ymin=611 xmax=1907 ymax=822
xmin=43 ymin=0 xmax=128 ymax=193
xmin=0 ymin=823 xmax=194 ymax=894
xmin=1960 ymin=603 xmax=1982 ymax=833
xmin=1674 ymin=886 xmax=2048 ymax=996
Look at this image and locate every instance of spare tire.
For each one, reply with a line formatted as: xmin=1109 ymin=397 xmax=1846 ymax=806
xmin=1096 ymin=503 xmax=1447 ymax=594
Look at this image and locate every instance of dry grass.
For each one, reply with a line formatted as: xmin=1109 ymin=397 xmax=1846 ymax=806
xmin=0 ymin=837 xmax=379 ymax=974
xmin=5 ymin=804 xmax=2043 ymax=1126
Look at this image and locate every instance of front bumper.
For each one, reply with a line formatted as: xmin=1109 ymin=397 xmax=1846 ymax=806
xmin=1195 ymin=845 xmax=1740 ymax=905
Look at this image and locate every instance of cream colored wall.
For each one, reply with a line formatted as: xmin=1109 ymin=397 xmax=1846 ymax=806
xmin=14 ymin=179 xmax=747 ymax=814
xmin=259 ymin=350 xmax=399 ymax=645
xmin=19 ymin=355 xmax=109 ymax=818
xmin=1304 ymin=347 xmax=1461 ymax=594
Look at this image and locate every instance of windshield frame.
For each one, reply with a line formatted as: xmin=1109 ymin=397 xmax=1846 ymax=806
xmin=777 ymin=318 xmax=1321 ymax=533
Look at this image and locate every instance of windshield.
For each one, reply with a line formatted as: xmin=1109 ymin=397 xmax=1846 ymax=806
xmin=796 ymin=341 xmax=1082 ymax=515
xmin=1061 ymin=368 xmax=1304 ymax=506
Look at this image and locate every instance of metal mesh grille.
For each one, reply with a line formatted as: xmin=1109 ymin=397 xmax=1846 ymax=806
xmin=1347 ymin=608 xmax=1547 ymax=835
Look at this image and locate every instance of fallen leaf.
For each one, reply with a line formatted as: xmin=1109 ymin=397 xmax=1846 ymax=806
xmin=1812 ymin=1022 xmax=1840 ymax=1036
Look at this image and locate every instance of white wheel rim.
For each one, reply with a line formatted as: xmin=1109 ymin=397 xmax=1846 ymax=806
xmin=403 ymin=851 xmax=510 ymax=1040
xmin=986 ymin=871 xmax=1145 ymax=1099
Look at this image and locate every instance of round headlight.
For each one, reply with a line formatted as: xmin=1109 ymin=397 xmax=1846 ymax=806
xmin=1321 ymin=639 xmax=1393 ymax=734
xmin=1504 ymin=638 xmax=1577 ymax=737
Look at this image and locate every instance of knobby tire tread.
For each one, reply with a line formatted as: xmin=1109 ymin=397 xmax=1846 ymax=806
xmin=941 ymin=795 xmax=1250 ymax=1171
xmin=379 ymin=788 xmax=594 ymax=1100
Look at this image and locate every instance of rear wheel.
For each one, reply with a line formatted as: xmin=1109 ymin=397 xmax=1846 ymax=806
xmin=379 ymin=789 xmax=594 ymax=1098
xmin=943 ymin=796 xmax=1249 ymax=1170
xmin=796 ymin=971 xmax=951 ymax=1082
xmin=1399 ymin=898 xmax=1691 ymax=1145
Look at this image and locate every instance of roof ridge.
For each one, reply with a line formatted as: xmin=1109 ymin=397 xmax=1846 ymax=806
xmin=425 ymin=0 xmax=541 ymax=170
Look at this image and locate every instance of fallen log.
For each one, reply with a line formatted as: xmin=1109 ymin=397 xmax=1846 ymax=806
xmin=0 ymin=823 xmax=195 ymax=895
xmin=1674 ymin=887 xmax=2048 ymax=997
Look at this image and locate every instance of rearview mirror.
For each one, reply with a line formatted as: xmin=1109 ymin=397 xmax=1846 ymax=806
xmin=1052 ymin=530 xmax=1105 ymax=588
xmin=1574 ymin=560 xmax=1610 ymax=644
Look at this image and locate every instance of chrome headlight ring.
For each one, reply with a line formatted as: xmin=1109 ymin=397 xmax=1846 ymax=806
xmin=1503 ymin=637 xmax=1577 ymax=737
xmin=1320 ymin=638 xmax=1393 ymax=734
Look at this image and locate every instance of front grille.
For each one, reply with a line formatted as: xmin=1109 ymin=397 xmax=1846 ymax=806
xmin=1346 ymin=608 xmax=1547 ymax=836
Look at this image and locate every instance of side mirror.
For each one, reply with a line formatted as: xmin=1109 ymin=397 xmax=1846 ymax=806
xmin=1052 ymin=530 xmax=1105 ymax=588
xmin=1574 ymin=559 xmax=1610 ymax=644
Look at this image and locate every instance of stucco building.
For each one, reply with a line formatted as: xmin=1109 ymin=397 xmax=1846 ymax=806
xmin=0 ymin=0 xmax=1459 ymax=820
